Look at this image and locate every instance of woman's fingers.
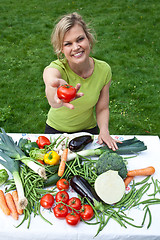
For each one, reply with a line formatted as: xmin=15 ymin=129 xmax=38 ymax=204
xmin=75 ymin=83 xmax=84 ymax=99
xmin=98 ymin=134 xmax=119 ymax=151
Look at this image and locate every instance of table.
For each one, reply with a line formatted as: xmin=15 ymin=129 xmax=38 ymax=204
xmin=0 ymin=134 xmax=160 ymax=240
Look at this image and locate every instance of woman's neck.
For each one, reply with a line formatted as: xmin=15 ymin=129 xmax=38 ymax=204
xmin=68 ymin=57 xmax=94 ymax=79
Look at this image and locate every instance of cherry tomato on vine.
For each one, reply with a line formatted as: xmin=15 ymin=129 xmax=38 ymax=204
xmin=40 ymin=194 xmax=54 ymax=209
xmin=55 ymin=190 xmax=69 ymax=204
xmin=66 ymin=211 xmax=80 ymax=226
xmin=57 ymin=84 xmax=76 ymax=103
xmin=56 ymin=179 xmax=69 ymax=190
xmin=79 ymin=204 xmax=94 ymax=221
xmin=53 ymin=203 xmax=68 ymax=219
xmin=67 ymin=197 xmax=81 ymax=210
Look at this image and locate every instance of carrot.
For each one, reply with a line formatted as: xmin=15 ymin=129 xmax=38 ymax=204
xmin=0 ymin=190 xmax=11 ymax=216
xmin=12 ymin=190 xmax=23 ymax=215
xmin=5 ymin=192 xmax=19 ymax=220
xmin=124 ymin=176 xmax=134 ymax=188
xmin=58 ymin=148 xmax=68 ymax=177
xmin=127 ymin=166 xmax=155 ymax=177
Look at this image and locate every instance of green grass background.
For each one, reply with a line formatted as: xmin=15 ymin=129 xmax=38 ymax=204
xmin=0 ymin=0 xmax=159 ymax=136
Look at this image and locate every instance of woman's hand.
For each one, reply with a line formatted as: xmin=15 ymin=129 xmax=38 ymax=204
xmin=43 ymin=67 xmax=83 ymax=109
xmin=53 ymin=81 xmax=84 ymax=109
xmin=98 ymin=130 xmax=121 ymax=151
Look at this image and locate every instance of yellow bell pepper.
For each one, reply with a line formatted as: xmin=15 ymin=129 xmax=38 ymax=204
xmin=44 ymin=151 xmax=60 ymax=165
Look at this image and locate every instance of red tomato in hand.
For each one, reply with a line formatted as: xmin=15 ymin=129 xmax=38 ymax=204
xmin=67 ymin=197 xmax=81 ymax=210
xmin=66 ymin=211 xmax=80 ymax=225
xmin=40 ymin=194 xmax=54 ymax=209
xmin=56 ymin=179 xmax=69 ymax=190
xmin=53 ymin=203 xmax=68 ymax=219
xmin=57 ymin=84 xmax=76 ymax=103
xmin=79 ymin=204 xmax=94 ymax=221
xmin=55 ymin=190 xmax=69 ymax=204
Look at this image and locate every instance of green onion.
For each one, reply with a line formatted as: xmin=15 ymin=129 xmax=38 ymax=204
xmin=0 ymin=151 xmax=28 ymax=209
xmin=0 ymin=128 xmax=46 ymax=179
xmin=67 ymin=137 xmax=147 ymax=161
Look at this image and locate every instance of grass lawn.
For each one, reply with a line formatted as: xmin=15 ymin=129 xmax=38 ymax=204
xmin=0 ymin=0 xmax=159 ymax=136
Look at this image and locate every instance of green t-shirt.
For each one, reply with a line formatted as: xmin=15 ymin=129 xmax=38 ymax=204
xmin=46 ymin=57 xmax=112 ymax=132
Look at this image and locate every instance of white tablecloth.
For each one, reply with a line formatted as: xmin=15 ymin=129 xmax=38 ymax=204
xmin=0 ymin=134 xmax=160 ymax=240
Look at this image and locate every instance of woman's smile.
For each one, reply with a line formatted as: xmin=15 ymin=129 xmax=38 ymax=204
xmin=62 ymin=24 xmax=91 ymax=66
xmin=72 ymin=51 xmax=84 ymax=58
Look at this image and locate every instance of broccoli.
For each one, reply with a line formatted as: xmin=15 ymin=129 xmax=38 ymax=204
xmin=96 ymin=152 xmax=127 ymax=179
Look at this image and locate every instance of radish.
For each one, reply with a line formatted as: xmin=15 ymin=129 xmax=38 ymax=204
xmin=94 ymin=170 xmax=125 ymax=204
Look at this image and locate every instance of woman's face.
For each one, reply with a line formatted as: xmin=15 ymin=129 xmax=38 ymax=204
xmin=62 ymin=24 xmax=91 ymax=66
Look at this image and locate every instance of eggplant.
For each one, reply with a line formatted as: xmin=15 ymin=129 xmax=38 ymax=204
xmin=70 ymin=175 xmax=101 ymax=204
xmin=69 ymin=135 xmax=93 ymax=152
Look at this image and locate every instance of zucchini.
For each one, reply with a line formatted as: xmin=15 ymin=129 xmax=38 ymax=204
xmin=44 ymin=173 xmax=60 ymax=187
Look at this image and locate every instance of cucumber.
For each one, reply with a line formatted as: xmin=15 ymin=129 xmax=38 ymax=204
xmin=44 ymin=173 xmax=60 ymax=187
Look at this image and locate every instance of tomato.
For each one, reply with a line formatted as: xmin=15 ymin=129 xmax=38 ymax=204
xmin=53 ymin=203 xmax=68 ymax=219
xmin=66 ymin=211 xmax=80 ymax=226
xmin=79 ymin=204 xmax=94 ymax=221
xmin=57 ymin=84 xmax=76 ymax=103
xmin=36 ymin=136 xmax=51 ymax=149
xmin=37 ymin=159 xmax=44 ymax=165
xmin=67 ymin=197 xmax=81 ymax=210
xmin=56 ymin=179 xmax=69 ymax=190
xmin=40 ymin=194 xmax=54 ymax=209
xmin=55 ymin=190 xmax=69 ymax=204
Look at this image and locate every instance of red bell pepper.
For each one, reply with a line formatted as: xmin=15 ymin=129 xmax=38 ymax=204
xmin=36 ymin=136 xmax=51 ymax=149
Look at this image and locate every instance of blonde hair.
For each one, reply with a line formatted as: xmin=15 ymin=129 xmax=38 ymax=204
xmin=51 ymin=12 xmax=96 ymax=58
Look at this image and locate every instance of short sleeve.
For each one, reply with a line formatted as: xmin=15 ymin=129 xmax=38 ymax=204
xmin=46 ymin=60 xmax=67 ymax=80
xmin=105 ymin=64 xmax=112 ymax=85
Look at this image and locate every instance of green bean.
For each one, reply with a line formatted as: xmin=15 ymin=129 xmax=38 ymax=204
xmin=76 ymin=155 xmax=82 ymax=168
xmin=103 ymin=211 xmax=114 ymax=226
xmin=55 ymin=136 xmax=66 ymax=148
xmin=65 ymin=160 xmax=77 ymax=175
xmin=122 ymin=190 xmax=139 ymax=209
xmin=123 ymin=218 xmax=142 ymax=228
xmin=37 ymin=202 xmax=53 ymax=225
xmin=26 ymin=209 xmax=31 ymax=229
xmin=95 ymin=217 xmax=103 ymax=237
xmin=133 ymin=176 xmax=151 ymax=186
xmin=146 ymin=206 xmax=152 ymax=229
xmin=113 ymin=211 xmax=127 ymax=227
xmin=15 ymin=211 xmax=27 ymax=228
xmin=141 ymin=205 xmax=152 ymax=228
xmin=81 ymin=219 xmax=100 ymax=225
xmin=131 ymin=183 xmax=151 ymax=208
xmin=148 ymin=178 xmax=160 ymax=197
xmin=115 ymin=187 xmax=136 ymax=208
xmin=120 ymin=212 xmax=134 ymax=221
xmin=151 ymin=177 xmax=156 ymax=196
xmin=137 ymin=198 xmax=160 ymax=205
xmin=44 ymin=134 xmax=62 ymax=151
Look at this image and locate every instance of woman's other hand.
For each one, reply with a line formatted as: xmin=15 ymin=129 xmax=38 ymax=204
xmin=98 ymin=131 xmax=121 ymax=151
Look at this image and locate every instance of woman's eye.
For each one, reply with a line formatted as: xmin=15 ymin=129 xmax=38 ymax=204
xmin=78 ymin=37 xmax=84 ymax=42
xmin=64 ymin=42 xmax=71 ymax=46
